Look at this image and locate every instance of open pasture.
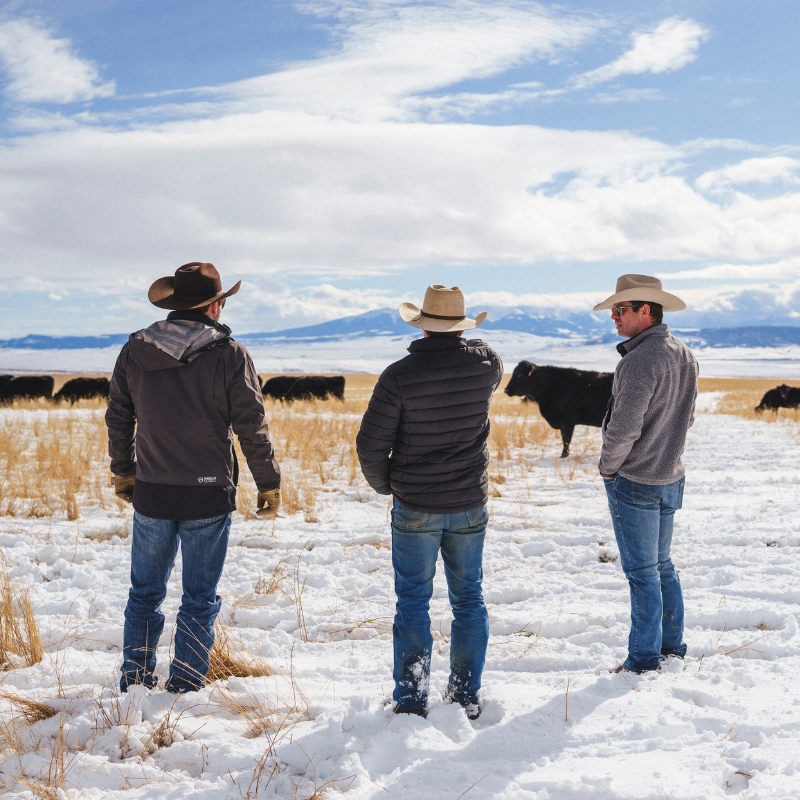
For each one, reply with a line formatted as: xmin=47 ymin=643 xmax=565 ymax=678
xmin=0 ymin=380 xmax=799 ymax=799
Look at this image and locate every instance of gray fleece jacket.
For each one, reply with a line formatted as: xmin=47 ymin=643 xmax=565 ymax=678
xmin=599 ymin=324 xmax=698 ymax=485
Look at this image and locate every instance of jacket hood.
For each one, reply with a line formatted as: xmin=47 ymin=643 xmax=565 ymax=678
xmin=128 ymin=318 xmax=232 ymax=372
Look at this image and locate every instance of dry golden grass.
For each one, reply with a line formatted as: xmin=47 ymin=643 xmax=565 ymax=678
xmin=696 ymin=378 xmax=800 ymax=422
xmin=205 ymin=624 xmax=272 ymax=685
xmin=0 ymin=408 xmax=114 ymax=518
xmin=1 ymin=373 xmax=798 ymax=525
xmin=0 ymin=691 xmax=57 ymax=725
xmin=0 ymin=570 xmax=43 ymax=670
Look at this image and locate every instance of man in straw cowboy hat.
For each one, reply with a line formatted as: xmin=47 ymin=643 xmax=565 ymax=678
xmin=106 ymin=262 xmax=282 ymax=694
xmin=593 ymin=274 xmax=698 ymax=674
xmin=357 ymin=285 xmax=503 ymax=719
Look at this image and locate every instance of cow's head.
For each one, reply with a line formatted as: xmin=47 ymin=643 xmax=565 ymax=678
xmin=505 ymin=361 xmax=538 ymax=398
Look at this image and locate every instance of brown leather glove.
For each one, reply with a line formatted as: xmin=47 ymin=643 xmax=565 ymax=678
xmin=256 ymin=488 xmax=281 ymax=518
xmin=112 ymin=474 xmax=135 ymax=503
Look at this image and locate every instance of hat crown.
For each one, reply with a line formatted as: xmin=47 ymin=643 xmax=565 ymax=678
xmin=421 ymin=285 xmax=466 ymax=319
xmin=616 ymin=274 xmax=663 ymax=294
xmin=173 ymin=262 xmax=222 ymax=301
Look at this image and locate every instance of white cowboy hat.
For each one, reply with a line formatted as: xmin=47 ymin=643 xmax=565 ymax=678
xmin=593 ymin=274 xmax=686 ymax=312
xmin=399 ymin=285 xmax=488 ymax=332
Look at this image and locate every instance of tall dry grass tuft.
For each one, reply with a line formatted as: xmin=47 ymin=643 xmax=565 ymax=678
xmin=0 ymin=570 xmax=43 ymax=670
xmin=206 ymin=624 xmax=272 ymax=684
xmin=0 ymin=691 xmax=58 ymax=725
xmin=488 ymin=394 xmax=560 ymax=465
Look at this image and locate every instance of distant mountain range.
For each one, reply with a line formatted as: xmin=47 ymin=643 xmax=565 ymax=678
xmin=3 ymin=309 xmax=800 ymax=349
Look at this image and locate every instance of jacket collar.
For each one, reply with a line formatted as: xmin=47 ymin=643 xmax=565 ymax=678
xmin=167 ymin=309 xmax=232 ymax=336
xmin=408 ymin=336 xmax=468 ymax=354
xmin=616 ymin=323 xmax=670 ymax=358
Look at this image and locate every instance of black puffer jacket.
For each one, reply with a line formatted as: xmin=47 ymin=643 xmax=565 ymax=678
xmin=356 ymin=336 xmax=503 ymax=514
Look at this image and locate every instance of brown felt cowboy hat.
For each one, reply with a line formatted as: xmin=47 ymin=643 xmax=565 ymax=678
xmin=399 ymin=285 xmax=487 ymax=332
xmin=593 ymin=274 xmax=686 ymax=312
xmin=148 ymin=262 xmax=241 ymax=310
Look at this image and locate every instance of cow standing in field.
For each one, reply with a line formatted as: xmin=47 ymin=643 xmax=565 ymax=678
xmin=504 ymin=361 xmax=613 ymax=457
xmin=755 ymin=384 xmax=800 ymax=413
xmin=0 ymin=375 xmax=55 ymax=403
xmin=54 ymin=377 xmax=110 ymax=404
xmin=262 ymin=375 xmax=345 ymax=402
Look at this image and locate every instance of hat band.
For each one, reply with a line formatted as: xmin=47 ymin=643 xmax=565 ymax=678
xmin=420 ymin=311 xmax=467 ymax=321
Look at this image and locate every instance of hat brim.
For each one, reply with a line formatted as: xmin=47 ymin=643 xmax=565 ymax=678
xmin=592 ymin=288 xmax=686 ymax=313
xmin=148 ymin=278 xmax=241 ymax=310
xmin=398 ymin=303 xmax=487 ymax=332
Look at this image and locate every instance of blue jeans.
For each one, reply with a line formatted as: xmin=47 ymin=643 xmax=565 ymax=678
xmin=604 ymin=476 xmax=687 ymax=672
xmin=391 ymin=499 xmax=489 ymax=710
xmin=121 ymin=511 xmax=231 ymax=693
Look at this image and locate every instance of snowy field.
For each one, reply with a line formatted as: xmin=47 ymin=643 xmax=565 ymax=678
xmin=1 ymin=396 xmax=800 ymax=799
xmin=4 ymin=331 xmax=800 ymax=378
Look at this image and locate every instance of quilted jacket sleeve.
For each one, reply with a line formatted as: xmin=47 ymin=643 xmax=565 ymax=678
xmin=356 ymin=369 xmax=402 ymax=495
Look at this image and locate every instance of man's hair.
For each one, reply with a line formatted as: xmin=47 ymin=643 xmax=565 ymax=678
xmin=632 ymin=301 xmax=663 ymax=325
xmin=424 ymin=330 xmax=462 ymax=338
xmin=194 ymin=303 xmax=213 ymax=315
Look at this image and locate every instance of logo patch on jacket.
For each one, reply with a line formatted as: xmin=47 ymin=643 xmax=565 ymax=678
xmin=198 ymin=476 xmax=217 ymax=483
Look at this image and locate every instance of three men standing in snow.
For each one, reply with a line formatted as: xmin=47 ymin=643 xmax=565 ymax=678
xmin=108 ymin=266 xmax=695 ymax=703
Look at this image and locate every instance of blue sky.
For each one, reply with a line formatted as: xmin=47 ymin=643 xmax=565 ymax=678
xmin=0 ymin=0 xmax=799 ymax=336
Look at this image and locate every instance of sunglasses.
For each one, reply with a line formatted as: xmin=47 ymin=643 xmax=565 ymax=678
xmin=611 ymin=304 xmax=642 ymax=316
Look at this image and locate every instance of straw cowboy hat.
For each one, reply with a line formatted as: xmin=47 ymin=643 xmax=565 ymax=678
xmin=593 ymin=274 xmax=686 ymax=312
xmin=399 ymin=285 xmax=487 ymax=332
xmin=148 ymin=262 xmax=241 ymax=311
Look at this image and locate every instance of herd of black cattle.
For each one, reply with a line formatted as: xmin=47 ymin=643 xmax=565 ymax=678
xmin=0 ymin=374 xmax=346 ymax=404
xmin=0 ymin=366 xmax=796 ymax=457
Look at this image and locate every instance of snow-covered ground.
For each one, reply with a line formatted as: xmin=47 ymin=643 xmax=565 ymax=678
xmin=1 ymin=403 xmax=800 ymax=799
xmin=4 ymin=332 xmax=800 ymax=378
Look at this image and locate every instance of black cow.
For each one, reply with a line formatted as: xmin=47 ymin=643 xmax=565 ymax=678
xmin=0 ymin=375 xmax=13 ymax=394
xmin=755 ymin=384 xmax=800 ymax=413
xmin=262 ymin=375 xmax=345 ymax=402
xmin=53 ymin=377 xmax=110 ymax=404
xmin=505 ymin=361 xmax=613 ymax=457
xmin=0 ymin=375 xmax=55 ymax=403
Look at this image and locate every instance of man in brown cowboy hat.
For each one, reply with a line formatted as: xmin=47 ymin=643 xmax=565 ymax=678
xmin=593 ymin=274 xmax=698 ymax=674
xmin=106 ymin=262 xmax=282 ymax=694
xmin=356 ymin=285 xmax=503 ymax=720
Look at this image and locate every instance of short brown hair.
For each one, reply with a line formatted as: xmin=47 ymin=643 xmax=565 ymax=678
xmin=631 ymin=301 xmax=663 ymax=325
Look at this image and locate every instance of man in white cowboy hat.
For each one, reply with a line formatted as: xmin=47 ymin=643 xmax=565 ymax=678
xmin=106 ymin=262 xmax=282 ymax=694
xmin=593 ymin=274 xmax=698 ymax=674
xmin=356 ymin=285 xmax=503 ymax=720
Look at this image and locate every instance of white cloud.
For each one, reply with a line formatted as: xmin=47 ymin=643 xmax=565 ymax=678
xmin=574 ymin=17 xmax=708 ymax=89
xmin=659 ymin=257 xmax=800 ymax=281
xmin=0 ymin=17 xmax=114 ymax=104
xmin=696 ymin=157 xmax=800 ymax=192
xmin=203 ymin=0 xmax=600 ymax=122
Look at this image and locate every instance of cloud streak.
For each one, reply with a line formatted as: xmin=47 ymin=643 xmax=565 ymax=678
xmin=574 ymin=17 xmax=708 ymax=89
